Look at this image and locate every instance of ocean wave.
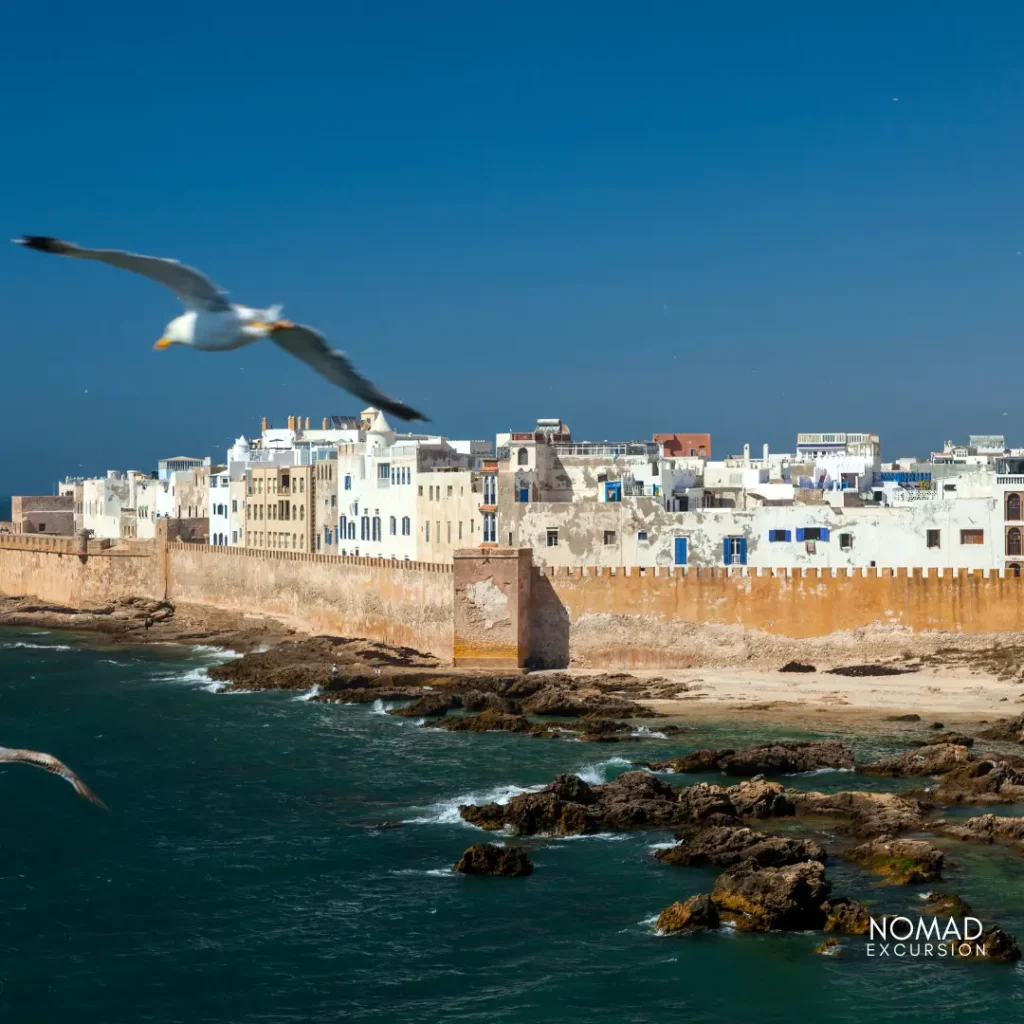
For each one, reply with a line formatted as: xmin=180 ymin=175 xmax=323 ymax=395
xmin=371 ymin=699 xmax=393 ymax=715
xmin=389 ymin=868 xmax=456 ymax=878
xmin=294 ymin=684 xmax=322 ymax=702
xmin=784 ymin=767 xmax=855 ymax=777
xmin=190 ymin=645 xmax=243 ymax=660
xmin=554 ymin=832 xmax=631 ymax=842
xmin=402 ymin=782 xmax=545 ymax=826
xmin=577 ymin=756 xmax=635 ymax=785
xmin=648 ymin=841 xmax=676 ymax=851
xmin=3 ymin=641 xmax=73 ymax=651
xmin=631 ymin=726 xmax=668 ymax=739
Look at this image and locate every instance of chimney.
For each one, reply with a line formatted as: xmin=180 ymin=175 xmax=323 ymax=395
xmin=287 ymin=416 xmax=295 ymax=431
xmin=261 ymin=416 xmax=268 ymax=433
xmin=743 ymin=443 xmax=750 ymax=466
xmin=305 ymin=417 xmax=310 ymax=430
xmin=763 ymin=443 xmax=769 ymax=464
xmin=322 ymin=417 xmax=328 ymax=430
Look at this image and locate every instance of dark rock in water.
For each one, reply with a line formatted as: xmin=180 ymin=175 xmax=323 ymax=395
xmin=718 ymin=741 xmax=855 ymax=776
xmin=722 ymin=778 xmax=796 ymax=819
xmin=461 ymin=690 xmax=521 ymax=714
xmin=656 ymin=893 xmax=720 ymax=934
xmin=786 ymin=790 xmax=925 ymax=838
xmin=927 ymin=759 xmax=1024 ymax=805
xmin=977 ymin=712 xmax=1024 ymax=743
xmin=861 ymin=743 xmax=973 ymax=777
xmin=971 ymin=926 xmax=1022 ymax=962
xmin=816 ymin=937 xmax=841 ymax=955
xmin=829 ymin=665 xmax=916 ymax=677
xmin=389 ymin=692 xmax=461 ymax=718
xmin=921 ymin=892 xmax=973 ymax=917
xmin=712 ymin=860 xmax=831 ymax=932
xmin=521 ymin=686 xmax=661 ymax=719
xmin=930 ymin=722 xmax=945 ymax=730
xmin=453 ymin=843 xmax=533 ymax=877
xmin=884 ymin=713 xmax=922 ymax=722
xmin=909 ymin=731 xmax=974 ymax=748
xmin=429 ymin=710 xmax=534 ymax=734
xmin=635 ymin=748 xmax=734 ymax=773
xmin=844 ymin=837 xmax=943 ymax=884
xmin=780 ymin=661 xmax=816 ymax=673
xmin=656 ymin=824 xmax=824 ymax=869
xmin=939 ymin=813 xmax=1024 ymax=845
xmin=822 ymin=897 xmax=873 ymax=935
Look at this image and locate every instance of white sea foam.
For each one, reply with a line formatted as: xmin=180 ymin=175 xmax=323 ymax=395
xmin=371 ymin=699 xmax=394 ymax=715
xmin=648 ymin=841 xmax=677 ymax=851
xmin=554 ymin=832 xmax=631 ymax=842
xmin=577 ymin=756 xmax=634 ymax=785
xmin=631 ymin=726 xmax=668 ymax=739
xmin=402 ymin=782 xmax=545 ymax=826
xmin=389 ymin=867 xmax=456 ymax=878
xmin=784 ymin=767 xmax=855 ymax=777
xmin=294 ymin=684 xmax=322 ymax=702
xmin=4 ymin=642 xmax=73 ymax=651
xmin=191 ymin=645 xmax=243 ymax=660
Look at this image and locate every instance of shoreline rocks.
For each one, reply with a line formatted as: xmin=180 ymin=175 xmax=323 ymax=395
xmin=656 ymin=824 xmax=825 ymax=869
xmin=843 ymin=837 xmax=944 ymax=885
xmin=657 ymin=894 xmax=720 ymax=933
xmin=636 ymin=741 xmax=853 ymax=777
xmin=861 ymin=743 xmax=974 ymax=777
xmin=453 ymin=843 xmax=533 ymax=876
xmin=711 ymin=860 xmax=831 ymax=932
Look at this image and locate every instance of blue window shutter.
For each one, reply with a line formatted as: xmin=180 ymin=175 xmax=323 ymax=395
xmin=739 ymin=538 xmax=748 ymax=565
xmin=820 ymin=527 xmax=830 ymax=541
xmin=784 ymin=530 xmax=791 ymax=541
xmin=723 ymin=538 xmax=731 ymax=564
xmin=796 ymin=528 xmax=805 ymax=542
xmin=768 ymin=530 xmax=776 ymax=542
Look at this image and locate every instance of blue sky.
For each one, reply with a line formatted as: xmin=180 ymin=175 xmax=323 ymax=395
xmin=2 ymin=2 xmax=1022 ymax=493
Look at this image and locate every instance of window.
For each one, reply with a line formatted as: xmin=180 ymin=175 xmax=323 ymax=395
xmin=605 ymin=482 xmax=621 ymax=503
xmin=483 ymin=475 xmax=497 ymax=504
xmin=1008 ymin=494 xmax=1022 ymax=520
xmin=518 ymin=486 xmax=529 ymax=503
xmin=961 ymin=529 xmax=985 ymax=545
xmin=402 ymin=516 xmax=410 ymax=536
xmin=724 ymin=536 xmax=747 ymax=565
xmin=232 ymin=499 xmax=237 ymax=513
xmin=603 ymin=530 xmax=616 ymax=545
xmin=361 ymin=516 xmax=370 ymax=540
xmin=768 ymin=529 xmax=791 ymax=542
xmin=436 ymin=521 xmax=440 ymax=543
xmin=839 ymin=533 xmax=852 ymax=551
xmin=447 ymin=486 xmax=453 ymax=497
xmin=425 ymin=522 xmax=430 ymax=542
xmin=517 ymin=447 xmax=528 ymax=466
xmin=340 ymin=515 xmax=347 ymax=539
xmin=927 ymin=529 xmax=940 ymax=549
xmin=483 ymin=512 xmax=497 ymax=543
xmin=637 ymin=530 xmax=649 ymax=543
xmin=378 ymin=462 xmax=390 ymax=481
xmin=1011 ymin=563 xmax=1022 ymax=578
xmin=458 ymin=521 xmax=463 ymax=540
xmin=1008 ymin=528 xmax=1022 ymax=556
xmin=796 ymin=527 xmax=829 ymax=542
xmin=673 ymin=537 xmax=687 ymax=565
xmin=345 ymin=475 xmax=352 ymax=491
xmin=390 ymin=516 xmax=397 ymax=536
xmin=299 ymin=478 xmax=304 ymax=493
xmin=300 ymin=505 xmax=305 ymax=521
xmin=372 ymin=516 xmax=381 ymax=542
xmin=547 ymin=528 xmax=559 ymax=547
xmin=418 ymin=485 xmax=423 ymax=496
xmin=447 ymin=522 xmax=451 ymax=543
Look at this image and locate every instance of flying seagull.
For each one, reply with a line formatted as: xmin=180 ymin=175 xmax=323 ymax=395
xmin=0 ymin=745 xmax=108 ymax=809
xmin=14 ymin=236 xmax=428 ymax=422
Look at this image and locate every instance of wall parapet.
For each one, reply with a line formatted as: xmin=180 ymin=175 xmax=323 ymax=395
xmin=168 ymin=542 xmax=453 ymax=574
xmin=534 ymin=564 xmax=1024 ymax=580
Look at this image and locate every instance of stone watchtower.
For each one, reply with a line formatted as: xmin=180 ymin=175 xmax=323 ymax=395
xmin=452 ymin=548 xmax=532 ymax=668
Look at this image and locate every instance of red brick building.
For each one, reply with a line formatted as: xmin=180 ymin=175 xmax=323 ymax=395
xmin=653 ymin=433 xmax=711 ymax=458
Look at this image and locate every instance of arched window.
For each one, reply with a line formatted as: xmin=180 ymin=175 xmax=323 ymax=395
xmin=372 ymin=516 xmax=381 ymax=541
xmin=402 ymin=516 xmax=410 ymax=536
xmin=1008 ymin=494 xmax=1022 ymax=521
xmin=517 ymin=447 xmax=528 ymax=466
xmin=390 ymin=516 xmax=397 ymax=535
xmin=361 ymin=516 xmax=370 ymax=540
xmin=345 ymin=475 xmax=352 ymax=491
xmin=1008 ymin=528 xmax=1022 ymax=556
xmin=300 ymin=504 xmax=305 ymax=521
xmin=348 ymin=520 xmax=356 ymax=540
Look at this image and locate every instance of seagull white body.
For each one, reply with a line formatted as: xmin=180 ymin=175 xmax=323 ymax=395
xmin=0 ymin=744 xmax=108 ymax=809
xmin=14 ymin=236 xmax=428 ymax=421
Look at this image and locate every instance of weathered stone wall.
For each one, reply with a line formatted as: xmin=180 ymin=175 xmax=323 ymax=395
xmin=165 ymin=543 xmax=453 ymax=657
xmin=532 ymin=564 xmax=1024 ymax=668
xmin=0 ymin=534 xmax=161 ymax=606
xmin=453 ymin=548 xmax=531 ymax=667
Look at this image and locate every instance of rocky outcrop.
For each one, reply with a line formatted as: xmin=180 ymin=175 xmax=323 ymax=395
xmin=656 ymin=824 xmax=824 ymax=869
xmin=786 ymin=790 xmax=926 ymax=838
xmin=861 ymin=743 xmax=974 ymax=777
xmin=828 ymin=665 xmax=915 ymax=677
xmin=461 ymin=690 xmax=521 ymax=714
xmin=816 ymin=937 xmax=841 ymax=955
xmin=711 ymin=860 xmax=830 ymax=932
xmin=822 ymin=897 xmax=873 ymax=935
xmin=971 ymin=927 xmax=1021 ymax=961
xmin=921 ymin=892 xmax=972 ymax=917
xmin=389 ymin=692 xmax=462 ymax=718
xmin=977 ymin=713 xmax=1024 ymax=743
xmin=844 ymin=837 xmax=944 ymax=884
xmin=718 ymin=741 xmax=855 ymax=776
xmin=723 ymin=778 xmax=796 ymax=819
xmin=910 ymin=731 xmax=974 ymax=748
xmin=926 ymin=759 xmax=1024 ymax=804
xmin=779 ymin=661 xmax=816 ymax=673
xmin=636 ymin=749 xmax=735 ymax=774
xmin=452 ymin=843 xmax=533 ymax=876
xmin=938 ymin=813 xmax=1024 ymax=846
xmin=429 ymin=710 xmax=536 ymax=735
xmin=656 ymin=893 xmax=720 ymax=933
xmin=521 ymin=687 xmax=661 ymax=718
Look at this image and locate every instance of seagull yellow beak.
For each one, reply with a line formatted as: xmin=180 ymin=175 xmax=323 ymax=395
xmin=153 ymin=337 xmax=173 ymax=350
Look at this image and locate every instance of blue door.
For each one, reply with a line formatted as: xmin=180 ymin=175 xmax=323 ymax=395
xmin=674 ymin=537 xmax=688 ymax=565
xmin=605 ymin=482 xmax=621 ymax=502
xmin=518 ymin=487 xmax=530 ymax=503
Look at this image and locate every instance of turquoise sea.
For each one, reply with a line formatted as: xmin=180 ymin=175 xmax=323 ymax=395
xmin=1 ymin=629 xmax=1022 ymax=1023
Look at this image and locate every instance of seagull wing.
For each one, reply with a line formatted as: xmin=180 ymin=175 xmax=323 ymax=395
xmin=270 ymin=323 xmax=429 ymax=422
xmin=14 ymin=236 xmax=230 ymax=311
xmin=0 ymin=746 xmax=109 ymax=809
